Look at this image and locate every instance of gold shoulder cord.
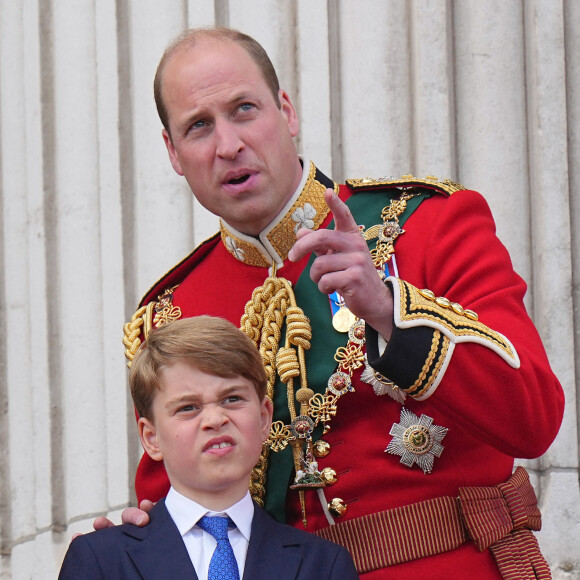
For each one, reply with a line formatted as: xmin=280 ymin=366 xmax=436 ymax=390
xmin=240 ymin=268 xmax=314 ymax=517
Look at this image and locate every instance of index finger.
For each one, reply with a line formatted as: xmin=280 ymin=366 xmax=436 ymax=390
xmin=325 ymin=189 xmax=359 ymax=233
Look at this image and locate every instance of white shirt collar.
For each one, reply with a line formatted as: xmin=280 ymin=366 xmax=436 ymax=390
xmin=165 ymin=487 xmax=254 ymax=542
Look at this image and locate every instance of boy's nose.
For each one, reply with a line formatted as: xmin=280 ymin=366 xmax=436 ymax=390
xmin=201 ymin=402 xmax=229 ymax=428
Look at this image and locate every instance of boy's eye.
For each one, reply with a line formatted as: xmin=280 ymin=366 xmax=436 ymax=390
xmin=238 ymin=102 xmax=254 ymax=113
xmin=223 ymin=395 xmax=243 ymax=405
xmin=178 ymin=404 xmax=199 ymax=413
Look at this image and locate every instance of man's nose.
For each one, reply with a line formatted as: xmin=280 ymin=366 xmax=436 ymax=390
xmin=215 ymin=120 xmax=243 ymax=159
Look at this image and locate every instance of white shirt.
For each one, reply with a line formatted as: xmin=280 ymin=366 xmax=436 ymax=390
xmin=165 ymin=487 xmax=254 ymax=580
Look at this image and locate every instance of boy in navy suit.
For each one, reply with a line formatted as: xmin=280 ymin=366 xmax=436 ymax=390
xmin=59 ymin=316 xmax=358 ymax=579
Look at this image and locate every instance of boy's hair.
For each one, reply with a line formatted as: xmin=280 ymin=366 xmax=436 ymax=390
xmin=154 ymin=26 xmax=281 ymax=135
xmin=129 ymin=316 xmax=267 ymax=420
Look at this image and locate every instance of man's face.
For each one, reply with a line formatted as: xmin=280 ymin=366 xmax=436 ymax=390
xmin=161 ymin=38 xmax=303 ymax=236
xmin=139 ymin=361 xmax=272 ymax=510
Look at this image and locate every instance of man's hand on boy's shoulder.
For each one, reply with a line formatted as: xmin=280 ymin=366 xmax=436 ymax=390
xmin=92 ymin=499 xmax=154 ymax=531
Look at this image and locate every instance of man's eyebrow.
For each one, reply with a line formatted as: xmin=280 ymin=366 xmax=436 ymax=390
xmin=175 ymin=108 xmax=206 ymax=133
xmin=209 ymin=92 xmax=260 ymax=111
xmin=174 ymin=90 xmax=263 ymax=132
xmin=229 ymin=91 xmax=251 ymax=103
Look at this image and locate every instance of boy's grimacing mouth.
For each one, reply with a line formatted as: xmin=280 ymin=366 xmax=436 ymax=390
xmin=203 ymin=436 xmax=235 ymax=453
xmin=209 ymin=442 xmax=232 ymax=449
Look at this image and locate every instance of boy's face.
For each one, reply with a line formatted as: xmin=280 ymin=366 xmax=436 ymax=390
xmin=139 ymin=361 xmax=272 ymax=510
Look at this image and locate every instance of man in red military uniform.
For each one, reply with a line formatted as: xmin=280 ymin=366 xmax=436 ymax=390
xmin=119 ymin=27 xmax=564 ymax=578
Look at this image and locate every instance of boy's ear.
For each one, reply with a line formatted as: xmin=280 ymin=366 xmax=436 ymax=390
xmin=138 ymin=417 xmax=164 ymax=462
xmin=260 ymin=397 xmax=274 ymax=441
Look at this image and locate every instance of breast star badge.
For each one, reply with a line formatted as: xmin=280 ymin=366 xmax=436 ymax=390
xmin=385 ymin=408 xmax=448 ymax=474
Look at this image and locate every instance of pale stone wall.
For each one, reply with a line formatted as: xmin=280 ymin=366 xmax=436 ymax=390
xmin=0 ymin=1 xmax=578 ymax=578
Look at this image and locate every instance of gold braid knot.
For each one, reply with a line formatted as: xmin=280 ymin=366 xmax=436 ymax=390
xmin=240 ymin=277 xmax=281 ymax=343
xmin=276 ymin=347 xmax=300 ymax=383
xmin=286 ymin=306 xmax=312 ymax=349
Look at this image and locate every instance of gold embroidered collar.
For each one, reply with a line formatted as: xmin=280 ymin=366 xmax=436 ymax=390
xmin=219 ymin=160 xmax=338 ymax=269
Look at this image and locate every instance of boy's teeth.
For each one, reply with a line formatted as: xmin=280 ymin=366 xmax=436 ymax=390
xmin=210 ymin=442 xmax=232 ymax=449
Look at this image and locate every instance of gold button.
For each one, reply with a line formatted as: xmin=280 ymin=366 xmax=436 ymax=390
xmin=419 ymin=289 xmax=436 ymax=301
xmin=328 ymin=498 xmax=348 ymax=517
xmin=464 ymin=309 xmax=478 ymax=321
xmin=451 ymin=302 xmax=464 ymax=315
xmin=313 ymin=439 xmax=331 ymax=458
xmin=320 ymin=467 xmax=338 ymax=486
xmin=435 ymin=296 xmax=451 ymax=308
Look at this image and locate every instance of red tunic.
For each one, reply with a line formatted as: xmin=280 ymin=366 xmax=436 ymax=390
xmin=129 ymin=166 xmax=564 ymax=578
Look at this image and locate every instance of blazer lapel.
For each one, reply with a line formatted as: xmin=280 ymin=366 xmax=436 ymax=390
xmin=243 ymin=504 xmax=302 ymax=580
xmin=125 ymin=500 xmax=198 ymax=580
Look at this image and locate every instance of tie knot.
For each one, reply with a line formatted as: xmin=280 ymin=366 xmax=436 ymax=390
xmin=197 ymin=515 xmax=235 ymax=541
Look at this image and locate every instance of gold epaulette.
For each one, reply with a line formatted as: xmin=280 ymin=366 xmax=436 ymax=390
xmin=346 ymin=174 xmax=465 ymax=196
xmin=122 ymin=285 xmax=183 ymax=366
xmin=122 ymin=303 xmax=155 ymax=366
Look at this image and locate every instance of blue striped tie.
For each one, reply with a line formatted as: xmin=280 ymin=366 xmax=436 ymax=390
xmin=197 ymin=515 xmax=240 ymax=580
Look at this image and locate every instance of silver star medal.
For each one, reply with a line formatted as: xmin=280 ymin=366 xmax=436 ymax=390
xmin=385 ymin=408 xmax=448 ymax=474
xmin=360 ymin=355 xmax=406 ymax=404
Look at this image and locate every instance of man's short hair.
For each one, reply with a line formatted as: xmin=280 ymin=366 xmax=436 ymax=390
xmin=154 ymin=27 xmax=281 ymax=135
xmin=129 ymin=316 xmax=268 ymax=420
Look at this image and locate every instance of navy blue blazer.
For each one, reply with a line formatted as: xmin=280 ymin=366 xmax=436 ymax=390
xmin=59 ymin=499 xmax=359 ymax=579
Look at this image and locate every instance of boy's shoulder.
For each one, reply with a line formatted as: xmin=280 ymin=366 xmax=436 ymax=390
xmin=256 ymin=507 xmax=332 ymax=546
xmin=59 ymin=501 xmax=189 ymax=579
xmin=91 ymin=500 xmax=173 ymax=540
xmin=248 ymin=504 xmax=359 ymax=578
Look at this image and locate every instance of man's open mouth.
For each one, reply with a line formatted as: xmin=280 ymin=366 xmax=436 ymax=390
xmin=228 ymin=174 xmax=250 ymax=185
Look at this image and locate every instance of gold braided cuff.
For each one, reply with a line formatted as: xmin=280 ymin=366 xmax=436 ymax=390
xmin=389 ymin=276 xmax=520 ymax=399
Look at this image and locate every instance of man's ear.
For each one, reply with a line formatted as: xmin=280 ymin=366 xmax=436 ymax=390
xmin=162 ymin=129 xmax=184 ymax=176
xmin=138 ymin=417 xmax=164 ymax=462
xmin=278 ymin=89 xmax=299 ymax=138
